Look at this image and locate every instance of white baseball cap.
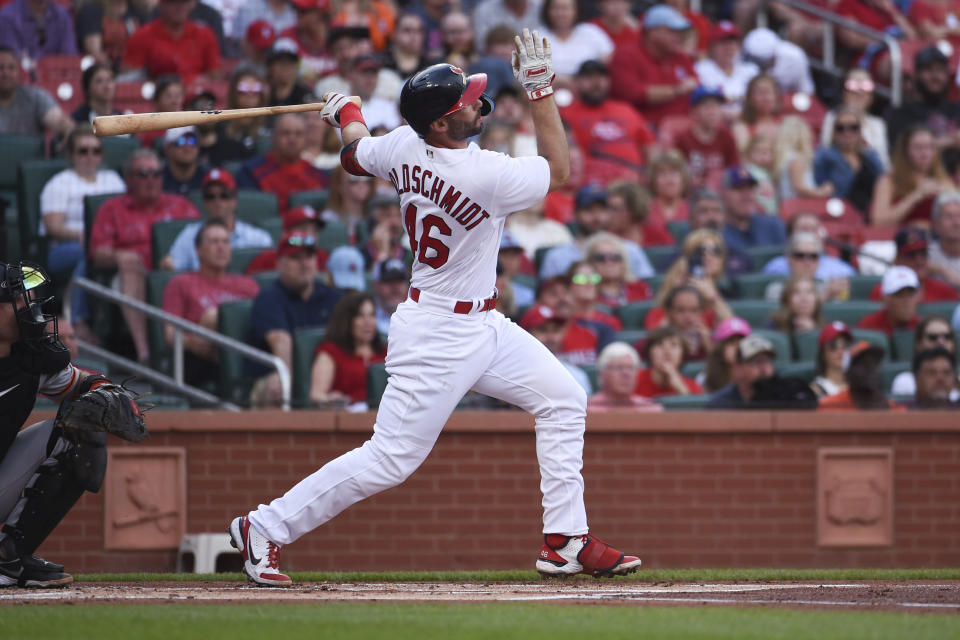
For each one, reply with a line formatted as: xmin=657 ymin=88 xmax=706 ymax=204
xmin=881 ymin=265 xmax=920 ymax=296
xmin=743 ymin=28 xmax=778 ymax=63
xmin=164 ymin=126 xmax=196 ymax=145
xmin=327 ymin=245 xmax=366 ymax=291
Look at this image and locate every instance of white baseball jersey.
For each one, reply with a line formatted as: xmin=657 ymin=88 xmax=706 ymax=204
xmin=355 ymin=126 xmax=551 ymax=300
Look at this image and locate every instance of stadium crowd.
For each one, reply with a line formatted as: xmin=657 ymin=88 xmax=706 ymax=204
xmin=4 ymin=0 xmax=960 ymax=411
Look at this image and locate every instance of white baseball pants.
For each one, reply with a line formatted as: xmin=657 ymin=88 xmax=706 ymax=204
xmin=249 ymin=291 xmax=589 ymax=545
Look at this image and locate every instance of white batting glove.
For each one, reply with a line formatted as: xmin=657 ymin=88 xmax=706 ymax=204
xmin=511 ymin=28 xmax=555 ymax=101
xmin=320 ymin=92 xmax=354 ymax=128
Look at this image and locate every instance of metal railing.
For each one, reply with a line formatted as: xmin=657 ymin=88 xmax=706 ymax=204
xmin=758 ymin=0 xmax=904 ymax=106
xmin=66 ymin=277 xmax=292 ymax=410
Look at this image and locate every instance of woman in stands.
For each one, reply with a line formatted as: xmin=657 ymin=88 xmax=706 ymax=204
xmin=72 ymin=63 xmax=121 ymax=125
xmin=657 ymin=228 xmax=738 ymax=310
xmin=583 ymin=232 xmax=651 ymax=310
xmin=381 ymin=12 xmax=434 ymax=79
xmin=701 ymin=316 xmax=751 ymax=392
xmin=139 ymin=75 xmax=183 ymax=149
xmin=606 ymin=180 xmax=673 ymax=248
xmin=744 ymin=133 xmax=778 ymax=216
xmin=811 ymin=320 xmax=853 ymax=398
xmin=768 ymin=274 xmax=823 ymax=336
xmin=540 ymin=0 xmax=615 ymax=82
xmin=819 ymin=68 xmax=889 ymax=168
xmin=40 ymin=125 xmax=126 ymax=277
xmin=309 ymin=292 xmax=387 ymax=409
xmin=646 ymin=150 xmax=691 ymax=230
xmin=814 ymin=106 xmax=886 ymax=216
xmin=321 ymin=164 xmax=375 ymax=244
xmin=871 ymin=124 xmax=953 ymax=228
xmin=635 ymin=326 xmax=703 ymax=397
xmin=733 ymin=74 xmax=782 ymax=151
xmin=775 ymin=115 xmax=833 ymax=201
xmin=217 ymin=68 xmax=270 ymax=162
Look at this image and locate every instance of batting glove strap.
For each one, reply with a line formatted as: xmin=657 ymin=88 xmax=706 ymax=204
xmin=337 ymin=102 xmax=366 ymax=129
xmin=527 ymin=85 xmax=555 ymax=101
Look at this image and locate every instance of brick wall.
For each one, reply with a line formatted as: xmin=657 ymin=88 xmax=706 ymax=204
xmin=30 ymin=410 xmax=960 ymax=573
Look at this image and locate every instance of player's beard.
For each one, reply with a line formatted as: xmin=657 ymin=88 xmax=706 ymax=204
xmin=448 ymin=114 xmax=483 ymax=140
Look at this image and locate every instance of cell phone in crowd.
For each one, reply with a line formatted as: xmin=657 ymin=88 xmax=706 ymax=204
xmin=688 ymin=249 xmax=705 ymax=279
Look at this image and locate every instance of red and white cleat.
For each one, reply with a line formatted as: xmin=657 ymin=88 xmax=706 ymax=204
xmin=228 ymin=516 xmax=292 ymax=587
xmin=536 ymin=533 xmax=642 ymax=578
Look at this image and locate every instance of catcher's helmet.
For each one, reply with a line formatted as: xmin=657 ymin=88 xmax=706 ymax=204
xmin=400 ymin=63 xmax=494 ymax=137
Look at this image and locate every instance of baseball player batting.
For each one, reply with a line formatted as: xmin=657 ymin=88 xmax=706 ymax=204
xmin=228 ymin=29 xmax=642 ymax=585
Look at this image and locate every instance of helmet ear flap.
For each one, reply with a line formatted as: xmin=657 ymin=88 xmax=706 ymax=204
xmin=479 ymin=94 xmax=495 ymax=117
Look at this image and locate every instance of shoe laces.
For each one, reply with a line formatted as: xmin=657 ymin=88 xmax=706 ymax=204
xmin=266 ymin=542 xmax=281 ymax=570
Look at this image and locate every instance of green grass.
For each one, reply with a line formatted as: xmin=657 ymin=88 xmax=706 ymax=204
xmin=76 ymin=567 xmax=960 ymax=583
xmin=7 ymin=602 xmax=960 ymax=640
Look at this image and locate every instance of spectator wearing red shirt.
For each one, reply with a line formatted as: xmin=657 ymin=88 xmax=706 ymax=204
xmin=560 ymin=59 xmax=655 ymax=186
xmin=89 ymin=149 xmax=201 ymax=362
xmin=162 ymin=220 xmax=260 ymax=385
xmin=246 ymin=204 xmax=330 ymax=274
xmin=635 ymin=326 xmax=704 ymax=397
xmin=521 ymin=302 xmax=599 ymax=368
xmin=587 ymin=341 xmax=663 ymax=412
xmin=589 ymin=0 xmax=639 ymax=49
xmin=607 ymin=180 xmax=675 ymax=249
xmin=609 ymin=5 xmax=698 ymax=127
xmin=309 ymin=291 xmax=387 ymax=408
xmin=675 ymin=87 xmax=739 ymax=188
xmin=279 ymin=0 xmax=337 ymax=81
xmin=661 ymin=0 xmax=712 ymax=54
xmin=836 ymin=0 xmax=915 ymax=54
xmin=237 ymin=113 xmax=329 ymax=212
xmin=567 ymin=260 xmax=623 ymax=333
xmin=858 ymin=266 xmax=923 ymax=336
xmin=645 ymin=284 xmax=721 ymax=360
xmin=121 ymin=0 xmax=220 ymax=82
xmin=870 ymin=227 xmax=960 ymax=303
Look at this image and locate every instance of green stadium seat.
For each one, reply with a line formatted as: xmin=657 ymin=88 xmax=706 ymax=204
xmin=736 ymin=273 xmax=784 ymax=299
xmin=255 ymin=134 xmax=272 ymax=155
xmin=778 ymin=361 xmax=815 ymax=382
xmin=883 ymin=361 xmax=910 ymax=390
xmin=292 ymin=326 xmax=326 ymax=408
xmin=666 ymin=220 xmax=689 ymax=245
xmin=0 ymin=135 xmax=45 ymax=192
xmin=643 ymin=274 xmax=667 ymax=297
xmin=729 ymin=300 xmax=778 ymax=326
xmin=317 ymin=219 xmax=349 ymax=252
xmin=512 ymin=273 xmax=537 ymax=291
xmin=252 ymin=271 xmax=278 ymax=290
xmin=918 ymin=301 xmax=958 ymax=321
xmin=367 ymin=362 xmax=389 ymax=408
xmin=146 ymin=270 xmax=181 ymax=371
xmin=100 ymin=136 xmax=141 ymax=172
xmin=218 ymin=299 xmax=255 ymax=405
xmin=581 ymin=363 xmax=598 ymax=392
xmin=890 ymin=329 xmax=915 ymax=362
xmin=849 ymin=274 xmax=882 ymax=299
xmin=17 ymin=159 xmax=68 ymax=264
xmin=752 ymin=328 xmax=791 ymax=364
xmin=644 ymin=245 xmax=676 ymax=270
xmin=821 ymin=301 xmax=882 ymax=326
xmin=222 ymin=160 xmax=244 ymax=177
xmin=228 ymin=247 xmax=265 ymax=273
xmin=151 ymin=218 xmax=194 ymax=269
xmin=191 ymin=189 xmax=279 ymax=224
xmin=288 ymin=189 xmax=329 ymax=212
xmin=259 ymin=217 xmax=283 ymax=243
xmin=853 ymin=328 xmax=890 ymax=360
xmin=614 ymin=329 xmax=645 ymax=347
xmin=681 ymin=361 xmax=705 ymax=378
xmin=744 ymin=245 xmax=785 ymax=270
xmin=792 ymin=330 xmax=818 ymax=362
xmin=83 ymin=192 xmax=123 ymax=260
xmin=616 ymin=300 xmax=657 ymax=329
xmin=657 ymin=393 xmax=711 ymax=409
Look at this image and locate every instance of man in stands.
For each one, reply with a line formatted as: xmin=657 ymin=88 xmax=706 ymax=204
xmin=609 ymin=5 xmax=697 ymax=127
xmin=0 ymin=0 xmax=76 ymax=59
xmin=929 ymin=192 xmax=960 ymax=289
xmin=162 ymin=220 xmax=259 ymax=386
xmin=706 ymin=334 xmax=777 ymax=408
xmin=587 ymin=342 xmax=663 ymax=412
xmin=858 ymin=266 xmax=922 ymax=336
xmin=121 ymin=0 xmax=220 ymax=81
xmin=245 ymin=204 xmax=329 ymax=274
xmin=371 ymin=258 xmax=409 ymax=335
xmin=560 ymin=59 xmax=655 ymax=185
xmin=520 ymin=303 xmax=593 ymax=393
xmin=266 ymin=37 xmax=315 ymax=107
xmin=721 ymin=166 xmax=786 ymax=254
xmin=89 ymin=149 xmax=200 ymax=363
xmin=675 ymin=87 xmax=739 ymax=188
xmin=237 ymin=113 xmax=328 ymax=212
xmin=887 ymin=46 xmax=960 ymax=149
xmin=161 ymin=126 xmax=205 ymax=196
xmin=908 ymin=347 xmax=960 ymax=409
xmin=162 ymin=168 xmax=273 ymax=272
xmin=870 ymin=228 xmax=958 ymax=303
xmin=0 ymin=46 xmax=74 ymax=136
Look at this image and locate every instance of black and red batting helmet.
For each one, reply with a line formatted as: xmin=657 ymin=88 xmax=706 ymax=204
xmin=399 ymin=63 xmax=495 ymax=137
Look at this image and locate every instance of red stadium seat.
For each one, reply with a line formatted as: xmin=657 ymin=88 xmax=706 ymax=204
xmin=781 ymin=92 xmax=827 ymax=140
xmin=38 ymin=78 xmax=82 ymax=116
xmin=657 ymin=115 xmax=691 ymax=148
xmin=34 ymin=55 xmax=84 ymax=83
xmin=779 ymin=197 xmax=864 ymax=227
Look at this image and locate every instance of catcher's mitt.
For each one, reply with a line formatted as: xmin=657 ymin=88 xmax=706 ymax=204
xmin=55 ymin=381 xmax=149 ymax=443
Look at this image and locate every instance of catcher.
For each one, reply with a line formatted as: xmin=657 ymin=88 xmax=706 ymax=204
xmin=0 ymin=261 xmax=147 ymax=588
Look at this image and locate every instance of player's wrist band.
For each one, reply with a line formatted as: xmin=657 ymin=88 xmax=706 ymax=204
xmin=338 ymin=102 xmax=367 ymax=128
xmin=527 ymin=85 xmax=554 ymax=101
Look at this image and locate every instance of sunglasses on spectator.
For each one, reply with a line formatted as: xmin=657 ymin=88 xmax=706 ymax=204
xmin=75 ymin=145 xmax=102 ymax=156
xmin=571 ymin=273 xmax=602 ymax=285
xmin=844 ymin=78 xmax=875 ymax=92
xmin=589 ymin=252 xmax=622 ymax=263
xmin=696 ymin=245 xmax=724 ymax=256
xmin=132 ymin=168 xmax=162 ymax=178
xmin=826 ymin=338 xmax=850 ymax=350
xmin=172 ymin=135 xmax=197 ymax=147
xmin=204 ymin=190 xmax=236 ymax=201
xmin=285 ymin=235 xmax=317 ymax=248
xmin=236 ymin=81 xmax=263 ymax=93
xmin=791 ymin=252 xmax=819 ymax=260
xmin=835 ymin=122 xmax=860 ymax=133
xmin=923 ymin=331 xmax=954 ymax=342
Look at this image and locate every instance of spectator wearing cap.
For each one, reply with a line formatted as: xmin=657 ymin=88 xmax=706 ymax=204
xmin=278 ymin=0 xmax=334 ymax=81
xmin=541 ymin=0 xmax=614 ymax=79
xmin=811 ymin=321 xmax=853 ymax=398
xmin=590 ymin=0 xmax=639 ymax=49
xmin=559 ymin=59 xmax=656 ymax=186
xmin=929 ymin=191 xmax=960 ymax=288
xmin=764 ymin=232 xmax=855 ymax=302
xmin=372 ymin=257 xmax=410 ymax=334
xmin=706 ymin=334 xmax=777 ymax=408
xmin=248 ymin=230 xmax=344 ymax=406
xmin=473 ymin=0 xmax=544 ymax=52
xmin=819 ymin=341 xmax=903 ymax=410
xmin=701 ymin=316 xmax=751 ymax=392
xmin=242 ymin=20 xmax=278 ymax=65
xmin=566 ymin=260 xmax=622 ymax=336
xmin=162 ymin=168 xmax=273 ymax=271
xmin=675 ymin=87 xmax=740 ymax=189
xmin=266 ymin=37 xmax=316 ymax=107
xmin=869 ymin=228 xmax=959 ymax=303
xmin=121 ymin=0 xmax=220 ymax=82
xmin=635 ymin=327 xmax=703 ymax=398
xmin=694 ymin=21 xmax=758 ymax=111
xmin=246 ymin=204 xmax=331 ymax=274
xmin=0 ymin=0 xmax=76 ymax=60
xmin=908 ymin=347 xmax=960 ymax=408
xmin=233 ymin=0 xmax=296 ymax=46
xmin=498 ymin=231 xmax=536 ymax=307
xmin=892 ymin=316 xmax=960 ymax=397
xmin=309 ymin=291 xmax=387 ymax=409
xmin=89 ymin=149 xmax=201 ymax=362
xmin=237 ymin=113 xmax=329 ymax=212
xmin=813 ymin=106 xmax=885 ymax=214
xmin=721 ymin=165 xmax=787 ymax=255
xmin=609 ymin=5 xmax=698 ymax=127
xmin=161 ymin=126 xmax=204 ymax=196
xmin=76 ymin=0 xmax=148 ymax=68
xmin=521 ymin=303 xmax=593 ymax=396
xmin=858 ymin=266 xmax=922 ymax=335
xmin=195 ymin=69 xmax=267 ymax=167
xmin=0 ymin=47 xmax=74 ymax=137
xmin=740 ymin=27 xmax=814 ymax=95
xmin=819 ymin=68 xmax=889 ymax=169
xmin=588 ymin=342 xmax=663 ymax=412
xmin=887 ymin=47 xmax=960 ymax=149
xmin=326 ymin=245 xmax=366 ymax=291
xmin=539 ymin=183 xmax=655 ymax=281
xmin=533 ymin=282 xmax=606 ymax=367
xmin=346 ymin=54 xmax=402 ymax=132
xmin=313 ymin=26 xmax=403 ymax=105
xmin=162 ymin=219 xmax=259 ymax=385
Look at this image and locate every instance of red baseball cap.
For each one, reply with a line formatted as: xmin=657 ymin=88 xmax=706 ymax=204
xmin=818 ymin=320 xmax=853 ymax=347
xmin=290 ymin=0 xmax=329 ymax=11
xmin=277 ymin=231 xmax=318 ymax=258
xmin=202 ymin=168 xmax=236 ymax=191
xmin=282 ymin=205 xmax=323 ymax=231
xmin=520 ymin=305 xmax=567 ymax=331
xmin=709 ymin=20 xmax=740 ymax=45
xmin=246 ymin=20 xmax=276 ymax=52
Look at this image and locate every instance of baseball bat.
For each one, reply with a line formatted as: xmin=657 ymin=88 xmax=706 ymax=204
xmin=92 ymin=97 xmax=362 ymax=137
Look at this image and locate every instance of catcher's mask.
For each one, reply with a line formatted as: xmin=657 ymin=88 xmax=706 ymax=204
xmin=0 ymin=261 xmax=65 ymax=355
